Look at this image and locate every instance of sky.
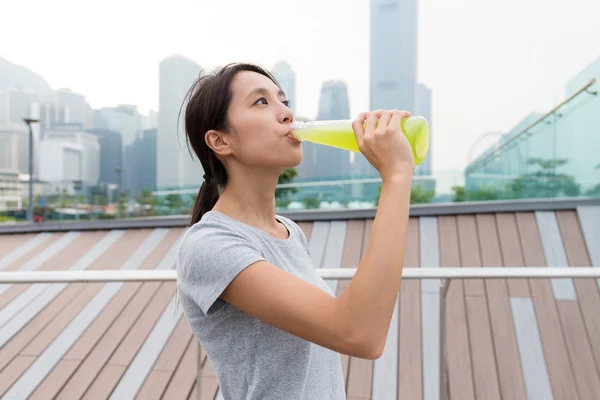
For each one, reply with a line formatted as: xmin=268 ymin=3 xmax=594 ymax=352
xmin=2 ymin=0 xmax=600 ymax=174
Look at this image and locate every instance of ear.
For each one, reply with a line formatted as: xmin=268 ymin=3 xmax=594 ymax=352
xmin=205 ymin=129 xmax=233 ymax=156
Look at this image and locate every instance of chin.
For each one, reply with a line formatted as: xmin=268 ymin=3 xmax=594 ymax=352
xmin=286 ymin=147 xmax=303 ymax=168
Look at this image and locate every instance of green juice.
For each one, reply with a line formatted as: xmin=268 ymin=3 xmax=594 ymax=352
xmin=291 ymin=116 xmax=430 ymax=165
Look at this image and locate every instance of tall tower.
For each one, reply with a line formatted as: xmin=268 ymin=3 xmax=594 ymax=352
xmin=370 ymin=0 xmax=418 ymax=112
xmin=271 ymin=61 xmax=296 ymax=115
xmin=157 ymin=55 xmax=202 ymax=190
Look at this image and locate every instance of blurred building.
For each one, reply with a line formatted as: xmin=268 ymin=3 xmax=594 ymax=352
xmin=125 ymin=128 xmax=157 ymax=195
xmin=370 ymin=0 xmax=418 ymax=112
xmin=0 ymin=88 xmax=41 ymax=175
xmin=271 ymin=61 xmax=296 ymax=115
xmin=39 ymin=130 xmax=100 ymax=193
xmin=157 ymin=55 xmax=203 ymax=190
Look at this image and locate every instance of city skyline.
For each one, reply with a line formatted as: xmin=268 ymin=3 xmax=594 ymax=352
xmin=3 ymin=0 xmax=600 ymax=173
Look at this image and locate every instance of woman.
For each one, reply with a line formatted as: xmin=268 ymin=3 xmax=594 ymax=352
xmin=176 ymin=62 xmax=414 ymax=399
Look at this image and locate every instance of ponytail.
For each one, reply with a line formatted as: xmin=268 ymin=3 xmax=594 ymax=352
xmin=190 ymin=160 xmax=228 ymax=225
xmin=190 ymin=180 xmax=219 ymax=225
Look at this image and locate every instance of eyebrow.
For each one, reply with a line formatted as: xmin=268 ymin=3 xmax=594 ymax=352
xmin=245 ymin=87 xmax=286 ymax=101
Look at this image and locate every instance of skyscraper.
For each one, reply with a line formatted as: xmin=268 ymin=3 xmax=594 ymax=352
xmin=314 ymin=81 xmax=351 ymax=180
xmin=271 ymin=61 xmax=296 ymax=115
xmin=370 ymin=0 xmax=418 ymax=112
xmin=157 ymin=55 xmax=202 ymax=190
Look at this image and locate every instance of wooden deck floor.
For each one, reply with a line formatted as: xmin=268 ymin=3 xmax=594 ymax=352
xmin=0 ymin=206 xmax=599 ymax=399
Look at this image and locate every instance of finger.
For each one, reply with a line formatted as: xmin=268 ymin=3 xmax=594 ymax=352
xmin=351 ymin=113 xmax=367 ymax=141
xmin=389 ymin=110 xmax=410 ymax=132
xmin=365 ymin=110 xmax=383 ymax=135
xmin=377 ymin=110 xmax=393 ymax=132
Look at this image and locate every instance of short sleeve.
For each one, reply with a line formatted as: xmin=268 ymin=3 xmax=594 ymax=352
xmin=177 ymin=221 xmax=265 ymax=316
xmin=278 ymin=215 xmax=311 ymax=255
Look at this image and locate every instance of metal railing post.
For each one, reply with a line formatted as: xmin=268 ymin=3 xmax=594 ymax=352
xmin=440 ymin=279 xmax=452 ymax=400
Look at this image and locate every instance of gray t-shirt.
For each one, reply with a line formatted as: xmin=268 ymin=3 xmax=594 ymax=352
xmin=176 ymin=210 xmax=346 ymax=400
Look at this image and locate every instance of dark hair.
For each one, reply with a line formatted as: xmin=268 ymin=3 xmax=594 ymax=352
xmin=182 ymin=63 xmax=280 ymax=225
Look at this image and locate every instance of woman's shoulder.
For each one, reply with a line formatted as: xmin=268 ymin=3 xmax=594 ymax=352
xmin=178 ymin=212 xmax=255 ymax=262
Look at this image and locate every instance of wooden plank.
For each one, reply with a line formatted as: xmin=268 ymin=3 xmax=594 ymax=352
xmin=152 ymin=318 xmax=194 ymax=372
xmin=476 ymin=214 xmax=527 ymax=399
xmin=296 ymin=221 xmax=313 ymax=243
xmin=20 ymin=284 xmax=105 ymax=356
xmin=55 ymin=282 xmax=164 ymax=399
xmin=557 ymin=301 xmax=600 ymax=399
xmin=577 ymin=206 xmax=600 ymax=269
xmin=456 ymin=215 xmax=484 ymax=295
xmin=419 ymin=216 xmax=440 ymax=400
xmin=337 ymin=220 xmax=365 ymax=387
xmin=0 ymin=355 xmax=35 ymax=397
xmin=457 ymin=215 xmax=501 ymax=400
xmin=3 ymin=229 xmax=169 ymax=400
xmin=346 ymin=219 xmax=373 ymax=399
xmin=496 ymin=213 xmax=554 ymax=400
xmin=0 ymin=233 xmax=37 ymax=259
xmin=535 ymin=211 xmax=577 ymax=300
xmin=28 ymin=359 xmax=80 ymax=400
xmin=307 ymin=221 xmax=330 ymax=268
xmin=82 ymin=283 xmax=177 ymax=398
xmin=0 ymin=233 xmax=52 ymax=271
xmin=200 ymin=346 xmax=219 ymax=400
xmin=322 ymin=220 xmax=347 ymax=292
xmin=495 ymin=213 xmax=529 ymax=297
xmin=82 ymin=365 xmax=126 ymax=400
xmin=187 ymin=384 xmax=197 ymax=400
xmin=0 ymin=230 xmax=146 ymax=375
xmin=0 ymin=232 xmax=79 ymax=304
xmin=516 ymin=212 xmax=580 ymax=399
xmin=0 ymin=231 xmax=120 ymax=346
xmin=109 ymin=297 xmax=182 ymax=399
xmin=398 ymin=218 xmax=422 ymax=400
xmin=510 ymin=298 xmax=554 ymax=400
xmin=0 ymin=283 xmax=86 ymax=372
xmin=438 ymin=216 xmax=475 ymax=400
xmin=556 ymin=211 xmax=600 ymax=379
xmin=372 ymin=298 xmax=399 ymax=400
xmin=135 ymin=370 xmax=172 ymax=400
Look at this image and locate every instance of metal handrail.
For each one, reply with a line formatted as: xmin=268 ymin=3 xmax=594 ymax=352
xmin=0 ymin=267 xmax=599 ymax=284
xmin=467 ymin=77 xmax=597 ymax=172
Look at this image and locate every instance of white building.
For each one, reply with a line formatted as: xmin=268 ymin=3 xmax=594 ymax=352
xmin=157 ymin=55 xmax=203 ymax=190
xmin=93 ymin=104 xmax=143 ymax=148
xmin=39 ymin=131 xmax=100 ymax=191
xmin=45 ymin=89 xmax=93 ymax=129
xmin=0 ymin=88 xmax=41 ymax=174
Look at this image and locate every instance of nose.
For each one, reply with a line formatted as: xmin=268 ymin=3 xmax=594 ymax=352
xmin=278 ymin=102 xmax=294 ymax=124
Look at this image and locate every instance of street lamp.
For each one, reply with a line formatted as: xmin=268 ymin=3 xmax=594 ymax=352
xmin=23 ymin=118 xmax=39 ymax=223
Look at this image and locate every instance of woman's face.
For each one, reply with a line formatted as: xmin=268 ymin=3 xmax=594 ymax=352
xmin=222 ymin=70 xmax=303 ymax=170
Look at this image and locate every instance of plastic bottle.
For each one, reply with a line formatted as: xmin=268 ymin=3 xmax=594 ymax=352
xmin=291 ymin=116 xmax=430 ymax=165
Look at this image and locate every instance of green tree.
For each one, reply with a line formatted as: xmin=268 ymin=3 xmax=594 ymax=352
xmin=452 ymin=185 xmax=466 ymax=202
xmin=118 ymin=191 xmax=128 ymax=217
xmin=166 ymin=194 xmax=183 ymax=214
xmin=137 ymin=187 xmax=155 ymax=216
xmin=275 ymin=168 xmax=299 ymax=199
xmin=302 ymin=196 xmax=320 ymax=209
xmin=509 ymin=158 xmax=580 ymax=199
xmin=410 ymin=185 xmax=435 ymax=204
xmin=375 ymin=183 xmax=435 ymax=205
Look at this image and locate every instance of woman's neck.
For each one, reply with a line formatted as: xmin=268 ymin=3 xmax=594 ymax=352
xmin=213 ymin=170 xmax=281 ymax=230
